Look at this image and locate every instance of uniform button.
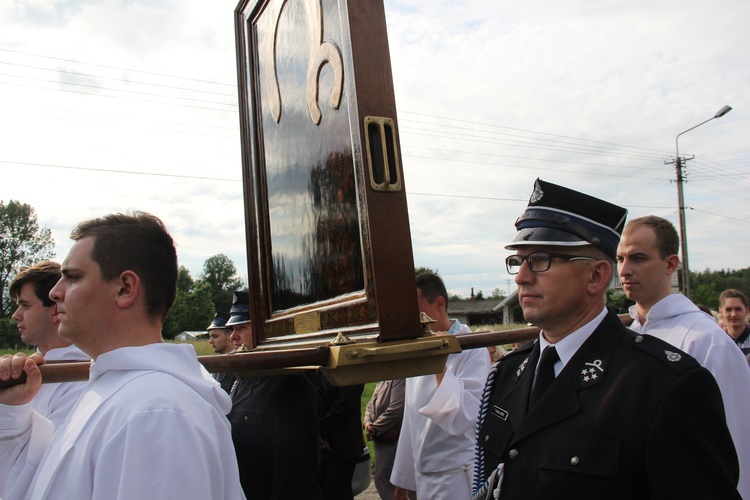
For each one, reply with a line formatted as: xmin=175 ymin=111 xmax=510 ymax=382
xmin=508 ymin=449 xmax=519 ymax=460
xmin=484 ymin=435 xmax=490 ymax=443
xmin=635 ymin=335 xmax=644 ymax=343
xmin=570 ymin=456 xmax=579 ymax=466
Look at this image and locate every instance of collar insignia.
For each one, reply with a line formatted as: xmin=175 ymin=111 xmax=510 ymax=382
xmin=516 ymin=355 xmax=531 ymax=380
xmin=580 ymin=358 xmax=605 ymax=386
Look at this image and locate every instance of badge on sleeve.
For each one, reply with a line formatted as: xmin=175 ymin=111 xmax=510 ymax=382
xmin=664 ymin=350 xmax=682 ymax=362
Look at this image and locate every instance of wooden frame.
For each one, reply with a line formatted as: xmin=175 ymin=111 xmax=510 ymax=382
xmin=234 ymin=0 xmax=421 ymax=348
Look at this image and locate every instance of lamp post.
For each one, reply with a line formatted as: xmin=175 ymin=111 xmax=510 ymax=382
xmin=673 ymin=105 xmax=732 ymax=299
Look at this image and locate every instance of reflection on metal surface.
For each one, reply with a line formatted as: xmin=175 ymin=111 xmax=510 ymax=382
xmin=265 ymin=0 xmax=343 ymax=125
xmin=364 ymin=116 xmax=402 ymax=191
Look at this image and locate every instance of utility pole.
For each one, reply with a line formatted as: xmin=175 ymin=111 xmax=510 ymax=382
xmin=667 ymin=105 xmax=732 ymax=300
xmin=666 ymin=154 xmax=693 ymax=298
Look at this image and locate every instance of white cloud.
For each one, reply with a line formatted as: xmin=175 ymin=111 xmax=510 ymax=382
xmin=0 ymin=0 xmax=748 ymax=303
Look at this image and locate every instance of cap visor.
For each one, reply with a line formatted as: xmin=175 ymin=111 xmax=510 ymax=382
xmin=505 ymin=227 xmax=590 ymax=250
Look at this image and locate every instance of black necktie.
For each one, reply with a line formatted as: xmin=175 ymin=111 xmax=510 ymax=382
xmin=529 ymin=346 xmax=559 ymax=408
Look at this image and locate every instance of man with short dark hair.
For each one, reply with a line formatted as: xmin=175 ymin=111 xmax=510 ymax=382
xmin=618 ymin=215 xmax=750 ymax=498
xmin=720 ymin=289 xmax=750 ymax=354
xmin=226 ymin=291 xmax=320 ymax=499
xmin=472 ymin=179 xmax=739 ymax=499
xmin=207 ymin=311 xmax=234 ymax=394
xmin=0 ymin=211 xmax=244 ymax=500
xmin=9 ymin=261 xmax=89 ymax=428
xmin=391 ymin=272 xmax=490 ymax=500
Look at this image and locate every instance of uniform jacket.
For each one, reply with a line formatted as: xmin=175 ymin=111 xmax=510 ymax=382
xmin=476 ymin=309 xmax=740 ymax=499
xmin=229 ymin=374 xmax=319 ymax=499
xmin=0 ymin=343 xmax=245 ymax=500
xmin=318 ymin=381 xmax=365 ymax=461
xmin=630 ymin=293 xmax=750 ymax=499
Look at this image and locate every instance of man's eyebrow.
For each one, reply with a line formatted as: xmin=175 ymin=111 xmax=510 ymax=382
xmin=61 ymin=267 xmax=81 ymax=276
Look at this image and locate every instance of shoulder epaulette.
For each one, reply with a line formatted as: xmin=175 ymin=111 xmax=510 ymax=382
xmin=629 ymin=333 xmax=700 ymax=374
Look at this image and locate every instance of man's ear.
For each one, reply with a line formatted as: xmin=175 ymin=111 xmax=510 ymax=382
xmin=115 ymin=270 xmax=140 ymax=309
xmin=434 ymin=295 xmax=446 ymax=312
xmin=665 ymin=254 xmax=680 ymax=275
xmin=588 ymin=260 xmax=613 ymax=296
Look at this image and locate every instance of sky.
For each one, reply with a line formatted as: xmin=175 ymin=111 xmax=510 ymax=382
xmin=1 ymin=0 xmax=748 ymax=301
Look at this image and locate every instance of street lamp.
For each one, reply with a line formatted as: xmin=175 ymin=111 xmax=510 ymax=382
xmin=672 ymin=105 xmax=732 ymax=299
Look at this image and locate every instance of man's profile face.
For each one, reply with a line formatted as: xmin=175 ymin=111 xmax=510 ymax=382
xmin=49 ymin=237 xmax=114 ymax=350
xmin=230 ymin=323 xmax=253 ymax=348
xmin=209 ymin=329 xmax=231 ymax=353
xmin=12 ymin=282 xmax=57 ymax=347
xmin=616 ymin=225 xmax=673 ymax=310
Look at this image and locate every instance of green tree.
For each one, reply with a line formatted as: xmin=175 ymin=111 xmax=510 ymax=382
xmin=177 ymin=265 xmax=194 ymax=293
xmin=606 ymin=289 xmax=631 ymax=314
xmin=415 ymin=266 xmax=438 ymax=276
xmin=489 ymin=288 xmax=504 ymax=300
xmin=0 ymin=200 xmax=54 ymax=317
xmin=199 ymin=254 xmax=244 ymax=313
xmin=162 ymin=282 xmax=215 ymax=339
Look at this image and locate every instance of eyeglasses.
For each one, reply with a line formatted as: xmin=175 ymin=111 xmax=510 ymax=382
xmin=506 ymin=252 xmax=597 ymax=275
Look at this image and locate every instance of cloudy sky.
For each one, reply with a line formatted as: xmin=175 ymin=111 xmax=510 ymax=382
xmin=1 ymin=0 xmax=748 ymax=301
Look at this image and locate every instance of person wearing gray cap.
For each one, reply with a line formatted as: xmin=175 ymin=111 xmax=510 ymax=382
xmin=472 ymin=179 xmax=739 ymax=499
xmin=225 ymin=291 xmax=321 ymax=499
xmin=207 ymin=311 xmax=234 ymax=394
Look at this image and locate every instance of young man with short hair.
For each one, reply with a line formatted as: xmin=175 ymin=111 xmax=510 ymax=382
xmin=391 ymin=272 xmax=490 ymax=500
xmin=0 ymin=211 xmax=244 ymax=500
xmin=618 ymin=215 xmax=750 ymax=498
xmin=9 ymin=261 xmax=89 ymax=428
xmin=721 ymin=289 xmax=750 ymax=355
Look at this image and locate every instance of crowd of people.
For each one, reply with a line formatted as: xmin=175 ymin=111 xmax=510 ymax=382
xmin=1 ymin=177 xmax=749 ymax=499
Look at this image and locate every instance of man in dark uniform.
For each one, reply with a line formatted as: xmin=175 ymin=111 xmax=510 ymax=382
xmin=472 ymin=179 xmax=739 ymax=499
xmin=226 ymin=291 xmax=321 ymax=499
xmin=206 ymin=311 xmax=235 ymax=394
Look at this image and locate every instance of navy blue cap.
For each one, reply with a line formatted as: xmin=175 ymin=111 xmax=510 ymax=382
xmin=506 ymin=178 xmax=628 ymax=259
xmin=226 ymin=291 xmax=251 ymax=327
xmin=207 ymin=312 xmax=230 ymax=331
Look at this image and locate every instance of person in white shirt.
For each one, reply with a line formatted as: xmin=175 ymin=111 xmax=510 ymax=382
xmin=617 ymin=215 xmax=750 ymax=499
xmin=391 ymin=272 xmax=490 ymax=500
xmin=9 ymin=261 xmax=89 ymax=428
xmin=0 ymin=211 xmax=244 ymax=500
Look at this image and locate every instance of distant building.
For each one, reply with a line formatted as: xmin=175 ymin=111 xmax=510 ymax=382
xmin=447 ymin=299 xmax=502 ymax=327
xmin=174 ymin=331 xmax=208 ymax=341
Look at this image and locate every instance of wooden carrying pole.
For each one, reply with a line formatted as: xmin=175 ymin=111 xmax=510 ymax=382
xmin=0 ymin=315 xmax=632 ymax=389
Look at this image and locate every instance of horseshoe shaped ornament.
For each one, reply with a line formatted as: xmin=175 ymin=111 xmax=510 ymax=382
xmin=265 ymin=0 xmax=344 ymax=125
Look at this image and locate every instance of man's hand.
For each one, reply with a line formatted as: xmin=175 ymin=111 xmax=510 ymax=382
xmin=0 ymin=353 xmax=44 ymax=406
xmin=394 ymin=486 xmax=410 ymax=500
xmin=364 ymin=422 xmax=375 ymax=440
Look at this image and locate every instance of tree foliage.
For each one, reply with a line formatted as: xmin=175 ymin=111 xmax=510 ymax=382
xmin=162 ymin=282 xmax=215 ymax=339
xmin=415 ymin=266 xmax=438 ymax=276
xmin=0 ymin=200 xmax=54 ymax=317
xmin=200 ymin=254 xmax=244 ymax=313
xmin=691 ymin=268 xmax=750 ymax=310
xmin=177 ymin=265 xmax=194 ymax=293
